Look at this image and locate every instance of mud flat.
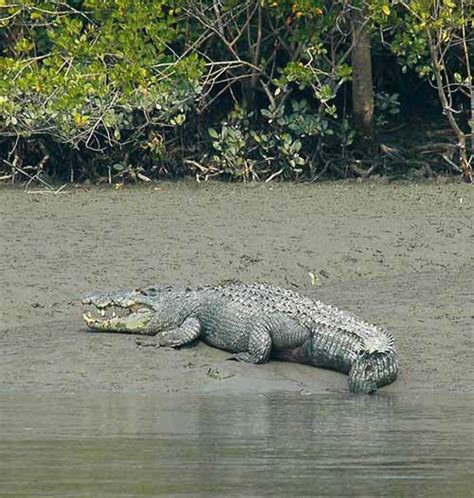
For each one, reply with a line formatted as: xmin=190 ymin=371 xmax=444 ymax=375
xmin=1 ymin=180 xmax=473 ymax=394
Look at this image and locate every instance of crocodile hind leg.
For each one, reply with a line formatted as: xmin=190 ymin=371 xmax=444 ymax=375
xmin=155 ymin=317 xmax=202 ymax=347
xmin=232 ymin=324 xmax=272 ymax=364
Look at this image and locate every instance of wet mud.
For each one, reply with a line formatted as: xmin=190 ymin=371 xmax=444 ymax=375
xmin=1 ymin=180 xmax=473 ymax=394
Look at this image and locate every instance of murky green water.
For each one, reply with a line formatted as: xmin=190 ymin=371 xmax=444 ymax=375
xmin=1 ymin=393 xmax=473 ymax=497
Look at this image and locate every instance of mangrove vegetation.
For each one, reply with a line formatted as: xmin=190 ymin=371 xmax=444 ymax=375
xmin=0 ymin=0 xmax=472 ymax=183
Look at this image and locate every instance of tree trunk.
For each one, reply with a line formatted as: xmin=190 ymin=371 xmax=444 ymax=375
xmin=351 ymin=7 xmax=376 ymax=152
xmin=428 ymin=36 xmax=472 ymax=183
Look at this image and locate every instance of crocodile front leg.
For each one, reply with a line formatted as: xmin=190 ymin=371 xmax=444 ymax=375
xmin=155 ymin=317 xmax=202 ymax=347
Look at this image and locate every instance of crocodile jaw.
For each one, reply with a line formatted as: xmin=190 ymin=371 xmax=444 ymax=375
xmin=83 ymin=309 xmax=153 ymax=332
xmin=82 ymin=293 xmax=154 ymax=333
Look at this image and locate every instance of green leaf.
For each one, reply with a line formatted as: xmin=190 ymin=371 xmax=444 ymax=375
xmin=174 ymin=114 xmax=185 ymax=126
xmin=208 ymin=128 xmax=219 ymax=139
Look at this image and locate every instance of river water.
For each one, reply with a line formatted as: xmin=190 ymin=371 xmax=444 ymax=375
xmin=1 ymin=392 xmax=473 ymax=497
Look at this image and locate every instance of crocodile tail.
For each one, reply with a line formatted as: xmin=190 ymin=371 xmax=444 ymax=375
xmin=348 ymin=349 xmax=398 ymax=394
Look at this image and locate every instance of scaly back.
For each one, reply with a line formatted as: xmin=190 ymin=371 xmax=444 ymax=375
xmin=209 ymin=282 xmax=395 ymax=354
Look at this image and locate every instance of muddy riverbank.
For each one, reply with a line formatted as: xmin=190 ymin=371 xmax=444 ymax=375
xmin=1 ymin=180 xmax=473 ymax=394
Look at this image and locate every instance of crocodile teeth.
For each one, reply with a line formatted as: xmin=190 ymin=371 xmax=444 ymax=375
xmin=100 ymin=309 xmax=106 ymax=316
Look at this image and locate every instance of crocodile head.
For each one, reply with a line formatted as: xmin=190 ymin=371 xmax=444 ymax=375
xmin=348 ymin=350 xmax=398 ymax=394
xmin=82 ymin=287 xmax=161 ymax=333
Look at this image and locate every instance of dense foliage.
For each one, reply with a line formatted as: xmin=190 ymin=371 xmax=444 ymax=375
xmin=0 ymin=0 xmax=472 ymax=182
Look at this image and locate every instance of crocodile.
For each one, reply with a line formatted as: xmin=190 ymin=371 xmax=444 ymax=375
xmin=82 ymin=282 xmax=398 ymax=394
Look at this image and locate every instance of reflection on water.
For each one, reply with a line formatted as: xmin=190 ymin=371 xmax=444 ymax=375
xmin=0 ymin=392 xmax=473 ymax=497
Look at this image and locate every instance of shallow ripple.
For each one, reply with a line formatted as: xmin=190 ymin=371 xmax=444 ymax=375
xmin=0 ymin=392 xmax=473 ymax=497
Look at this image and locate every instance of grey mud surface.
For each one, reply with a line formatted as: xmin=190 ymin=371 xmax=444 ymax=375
xmin=1 ymin=181 xmax=473 ymax=395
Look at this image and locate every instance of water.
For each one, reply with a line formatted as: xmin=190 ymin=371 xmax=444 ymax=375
xmin=1 ymin=392 xmax=473 ymax=497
